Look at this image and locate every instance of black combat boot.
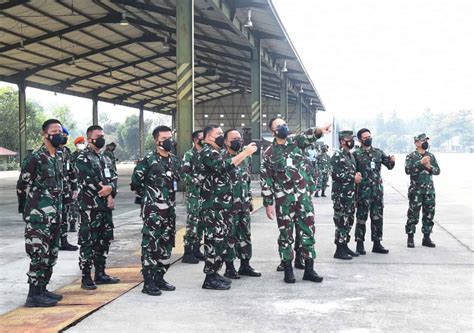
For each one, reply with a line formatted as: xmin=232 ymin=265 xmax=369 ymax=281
xmin=193 ymin=241 xmax=206 ymax=261
xmin=142 ymin=271 xmax=162 ymax=296
xmin=422 ymin=234 xmax=436 ymax=248
xmin=302 ymin=258 xmax=323 ymax=283
xmin=276 ymin=260 xmax=284 ymax=272
xmin=41 ymin=285 xmax=63 ymax=301
xmin=216 ymin=272 xmax=232 ymax=285
xmin=202 ymin=273 xmax=231 ymax=290
xmin=81 ymin=269 xmax=97 ymax=290
xmin=59 ymin=236 xmax=78 ymax=251
xmin=155 ymin=272 xmax=176 ymax=291
xmin=238 ymin=259 xmax=262 ymax=277
xmin=25 ymin=284 xmax=58 ymax=307
xmin=407 ymin=234 xmax=415 ymax=248
xmin=95 ymin=266 xmax=120 ymax=284
xmin=224 ymin=261 xmax=240 ymax=279
xmin=356 ymin=241 xmax=366 ymax=255
xmin=283 ymin=261 xmax=295 ymax=283
xmin=294 ymin=250 xmax=305 ymax=269
xmin=372 ymin=240 xmax=389 ymax=254
xmin=343 ymin=238 xmax=359 ymax=257
xmin=334 ymin=243 xmax=352 ymax=260
xmin=314 ymin=191 xmax=319 ymax=198
xmin=182 ymin=245 xmax=199 ymax=264
xmin=69 ymin=220 xmax=77 ymax=232
xmin=321 ymin=189 xmax=326 ymax=197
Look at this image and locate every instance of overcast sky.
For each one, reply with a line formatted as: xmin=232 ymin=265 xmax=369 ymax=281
xmin=2 ymin=1 xmax=472 ymax=127
xmin=272 ymin=0 xmax=474 ymax=121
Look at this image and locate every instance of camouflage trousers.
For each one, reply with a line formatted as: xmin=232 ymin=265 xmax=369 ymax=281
xmin=141 ymin=205 xmax=176 ymax=275
xmin=405 ymin=187 xmax=436 ymax=234
xmin=60 ymin=202 xmax=72 ymax=238
xmin=202 ymin=207 xmax=232 ymax=274
xmin=78 ymin=210 xmax=114 ymax=271
xmin=223 ymin=206 xmax=253 ymax=262
xmin=183 ymin=194 xmax=204 ymax=247
xmin=333 ymin=192 xmax=355 ymax=244
xmin=275 ymin=194 xmax=316 ymax=262
xmin=317 ymin=172 xmax=330 ymax=191
xmin=24 ymin=212 xmax=61 ymax=286
xmin=355 ymin=192 xmax=384 ymax=242
xmin=68 ymin=200 xmax=80 ymax=229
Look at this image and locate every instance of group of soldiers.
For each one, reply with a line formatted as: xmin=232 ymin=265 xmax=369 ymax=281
xmin=16 ymin=117 xmax=439 ymax=307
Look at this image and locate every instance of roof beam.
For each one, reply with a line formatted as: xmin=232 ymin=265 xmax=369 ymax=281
xmin=233 ymin=1 xmax=269 ymax=9
xmin=0 ymin=0 xmax=30 ymax=10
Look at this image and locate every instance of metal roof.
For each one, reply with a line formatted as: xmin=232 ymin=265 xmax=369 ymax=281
xmin=0 ymin=0 xmax=325 ymax=114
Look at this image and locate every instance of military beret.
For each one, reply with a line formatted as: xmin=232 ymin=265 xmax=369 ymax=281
xmin=74 ymin=136 xmax=85 ymax=145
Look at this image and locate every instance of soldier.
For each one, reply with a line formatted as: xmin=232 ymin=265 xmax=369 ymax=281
xmin=17 ymin=119 xmax=65 ymax=307
xmin=331 ymin=131 xmax=361 ymax=260
xmin=315 ymin=145 xmax=331 ymax=197
xmin=75 ymin=125 xmax=120 ymax=290
xmin=103 ymin=142 xmax=118 ymax=172
xmin=58 ymin=127 xmax=79 ymax=251
xmin=181 ymin=130 xmax=206 ymax=264
xmin=222 ymin=129 xmax=261 ymax=279
xmin=68 ymin=136 xmax=86 ymax=232
xmin=200 ymin=124 xmax=257 ymax=290
xmin=131 ymin=126 xmax=181 ymax=296
xmin=354 ymin=128 xmax=395 ymax=255
xmin=405 ymin=133 xmax=440 ymax=248
xmin=261 ymin=118 xmax=330 ymax=283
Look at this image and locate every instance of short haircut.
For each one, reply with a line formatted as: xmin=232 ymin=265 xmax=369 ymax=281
xmin=42 ymin=119 xmax=62 ymax=132
xmin=268 ymin=117 xmax=279 ymax=130
xmin=152 ymin=125 xmax=172 ymax=139
xmin=357 ymin=128 xmax=371 ymax=140
xmin=86 ymin=125 xmax=103 ymax=138
xmin=224 ymin=128 xmax=239 ymax=140
xmin=191 ymin=130 xmax=203 ymax=141
xmin=203 ymin=123 xmax=220 ymax=138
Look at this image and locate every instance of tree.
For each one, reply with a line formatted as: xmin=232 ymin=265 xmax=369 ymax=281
xmin=116 ymin=114 xmax=153 ymax=160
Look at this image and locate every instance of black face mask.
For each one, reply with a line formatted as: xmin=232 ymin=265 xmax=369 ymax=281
xmin=61 ymin=136 xmax=68 ymax=145
xmin=321 ymin=148 xmax=328 ymax=153
xmin=275 ymin=124 xmax=289 ymax=139
xmin=160 ymin=138 xmax=173 ymax=152
xmin=92 ymin=136 xmax=106 ymax=149
xmin=230 ymin=140 xmax=242 ymax=152
xmin=344 ymin=139 xmax=355 ymax=149
xmin=362 ymin=138 xmax=372 ymax=147
xmin=421 ymin=141 xmax=429 ymax=150
xmin=215 ymin=135 xmax=225 ymax=148
xmin=48 ymin=133 xmax=63 ymax=148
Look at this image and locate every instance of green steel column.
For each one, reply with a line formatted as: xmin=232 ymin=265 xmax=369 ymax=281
xmin=296 ymin=92 xmax=303 ymax=133
xmin=18 ymin=81 xmax=26 ymax=163
xmin=92 ymin=96 xmax=98 ymax=125
xmin=280 ymin=72 xmax=288 ymax=119
xmin=176 ymin=0 xmax=194 ymax=159
xmin=250 ymin=39 xmax=262 ymax=172
xmin=139 ymin=105 xmax=144 ymax=157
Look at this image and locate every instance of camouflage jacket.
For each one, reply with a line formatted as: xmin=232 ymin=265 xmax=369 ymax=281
xmin=331 ymin=148 xmax=356 ymax=195
xmin=180 ymin=147 xmax=204 ymax=198
xmin=17 ymin=145 xmax=63 ymax=220
xmin=57 ymin=146 xmax=78 ymax=204
xmin=260 ymin=128 xmax=322 ymax=206
xmin=316 ymin=152 xmax=331 ymax=174
xmin=304 ymin=156 xmax=317 ymax=194
xmin=131 ymin=151 xmax=181 ymax=210
xmin=353 ymin=146 xmax=394 ymax=196
xmin=200 ymin=142 xmax=235 ymax=210
xmin=223 ymin=149 xmax=252 ymax=211
xmin=70 ymin=149 xmax=81 ymax=165
xmin=75 ymin=146 xmax=118 ymax=211
xmin=405 ymin=150 xmax=440 ymax=192
xmin=103 ymin=149 xmax=117 ymax=171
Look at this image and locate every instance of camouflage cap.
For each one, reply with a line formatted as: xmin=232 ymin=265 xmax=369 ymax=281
xmin=338 ymin=130 xmax=354 ymax=140
xmin=414 ymin=133 xmax=429 ymax=142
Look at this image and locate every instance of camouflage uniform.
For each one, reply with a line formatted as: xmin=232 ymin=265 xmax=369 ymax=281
xmin=17 ymin=145 xmax=63 ymax=286
xmin=260 ymin=128 xmax=322 ymax=262
xmin=200 ymin=143 xmax=234 ymax=274
xmin=57 ymin=146 xmax=78 ymax=238
xmin=75 ymin=147 xmax=117 ymax=271
xmin=353 ymin=146 xmax=395 ymax=242
xmin=316 ymin=151 xmax=331 ymax=192
xmin=180 ymin=147 xmax=205 ymax=248
xmin=103 ymin=149 xmax=117 ymax=172
xmin=222 ymin=151 xmax=253 ymax=261
xmin=68 ymin=150 xmax=82 ymax=230
xmin=330 ymin=146 xmax=357 ymax=244
xmin=405 ymin=147 xmax=440 ymax=235
xmin=131 ymin=151 xmax=181 ymax=276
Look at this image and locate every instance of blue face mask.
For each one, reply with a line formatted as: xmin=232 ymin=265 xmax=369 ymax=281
xmin=275 ymin=124 xmax=289 ymax=139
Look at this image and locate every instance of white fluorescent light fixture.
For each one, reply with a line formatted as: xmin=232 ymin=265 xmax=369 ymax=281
xmin=281 ymin=60 xmax=288 ymax=73
xmin=120 ymin=11 xmax=129 ymax=26
xmin=299 ymin=85 xmax=304 ymax=93
xmin=243 ymin=9 xmax=253 ymax=28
